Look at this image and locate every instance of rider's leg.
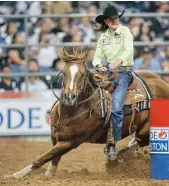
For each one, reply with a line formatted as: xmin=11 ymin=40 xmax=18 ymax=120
xmin=107 ymin=71 xmax=132 ymax=160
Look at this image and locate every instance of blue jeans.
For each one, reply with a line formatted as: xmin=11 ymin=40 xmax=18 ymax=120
xmin=111 ymin=71 xmax=133 ymax=141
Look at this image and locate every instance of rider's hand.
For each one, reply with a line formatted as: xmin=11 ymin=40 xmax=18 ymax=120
xmin=109 ymin=59 xmax=122 ymax=70
xmin=98 ymin=67 xmax=108 ymax=72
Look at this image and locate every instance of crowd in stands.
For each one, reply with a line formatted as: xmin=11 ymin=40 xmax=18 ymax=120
xmin=0 ymin=1 xmax=169 ymax=92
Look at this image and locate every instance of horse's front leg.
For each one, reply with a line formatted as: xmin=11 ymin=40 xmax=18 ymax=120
xmin=9 ymin=141 xmax=72 ymax=178
xmin=44 ymin=136 xmax=61 ymax=178
xmin=7 ymin=138 xmax=83 ymax=179
xmin=44 ymin=156 xmax=61 ymax=178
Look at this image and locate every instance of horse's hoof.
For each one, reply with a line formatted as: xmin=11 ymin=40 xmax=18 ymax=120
xmin=44 ymin=172 xmax=55 ymax=179
xmin=44 ymin=174 xmax=54 ymax=179
xmin=4 ymin=174 xmax=14 ymax=178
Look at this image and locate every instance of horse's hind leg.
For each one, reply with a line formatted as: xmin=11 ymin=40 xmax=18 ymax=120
xmin=135 ymin=121 xmax=149 ymax=147
xmin=44 ymin=136 xmax=61 ymax=178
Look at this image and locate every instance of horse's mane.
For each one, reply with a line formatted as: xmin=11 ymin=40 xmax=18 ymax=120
xmin=57 ymin=48 xmax=88 ymax=63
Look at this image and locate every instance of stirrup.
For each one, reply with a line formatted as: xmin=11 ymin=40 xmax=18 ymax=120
xmin=128 ymin=137 xmax=137 ymax=148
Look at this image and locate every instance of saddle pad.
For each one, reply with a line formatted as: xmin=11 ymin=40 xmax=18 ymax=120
xmin=123 ymin=97 xmax=150 ymax=116
xmin=124 ymin=75 xmax=147 ymax=105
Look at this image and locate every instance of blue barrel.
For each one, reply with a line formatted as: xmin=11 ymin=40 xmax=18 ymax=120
xmin=150 ymin=99 xmax=169 ymax=180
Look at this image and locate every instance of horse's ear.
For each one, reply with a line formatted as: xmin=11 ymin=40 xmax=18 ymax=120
xmin=56 ymin=48 xmax=63 ymax=61
xmin=83 ymin=49 xmax=88 ymax=64
xmin=56 ymin=48 xmax=68 ymax=62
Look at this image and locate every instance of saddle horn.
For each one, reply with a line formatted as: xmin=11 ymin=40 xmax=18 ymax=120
xmin=107 ymin=69 xmax=118 ymax=81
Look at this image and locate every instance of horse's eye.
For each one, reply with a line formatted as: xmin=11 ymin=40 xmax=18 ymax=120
xmin=63 ymin=72 xmax=67 ymax=76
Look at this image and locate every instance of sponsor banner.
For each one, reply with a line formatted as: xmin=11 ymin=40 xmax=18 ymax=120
xmin=150 ymin=127 xmax=169 ymax=154
xmin=0 ymin=98 xmax=54 ymax=136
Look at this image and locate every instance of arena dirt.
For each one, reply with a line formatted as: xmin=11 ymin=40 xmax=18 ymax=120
xmin=0 ymin=138 xmax=169 ymax=186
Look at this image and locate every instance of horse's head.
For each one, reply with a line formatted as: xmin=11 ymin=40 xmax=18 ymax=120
xmin=58 ymin=48 xmax=88 ymax=106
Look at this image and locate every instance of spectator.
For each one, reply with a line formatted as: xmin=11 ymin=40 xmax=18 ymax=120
xmin=52 ymin=1 xmax=73 ymax=14
xmin=161 ymin=46 xmax=169 ymax=83
xmin=52 ymin=58 xmax=65 ymax=72
xmin=161 ymin=46 xmax=169 ymax=72
xmin=0 ymin=56 xmax=11 ymax=70
xmin=0 ymin=65 xmax=19 ymax=92
xmin=76 ymin=2 xmax=99 ymax=13
xmin=79 ymin=17 xmax=96 ymax=43
xmin=134 ymin=47 xmax=162 ymax=71
xmin=128 ymin=17 xmax=143 ymax=40
xmin=28 ymin=2 xmax=44 ymax=25
xmin=0 ymin=2 xmax=169 ymax=87
xmin=30 ymin=18 xmax=55 ymax=45
xmin=164 ymin=26 xmax=169 ymax=41
xmin=57 ymin=18 xmax=70 ymax=33
xmin=148 ymin=2 xmax=169 ymax=39
xmin=50 ymin=18 xmax=69 ymax=42
xmin=0 ymin=18 xmax=6 ymax=45
xmin=62 ymin=25 xmax=82 ymax=42
xmin=7 ymin=32 xmax=26 ymax=73
xmin=136 ymin=22 xmax=153 ymax=41
xmin=86 ymin=48 xmax=95 ymax=69
xmin=15 ymin=1 xmax=28 ymax=14
xmin=87 ymin=5 xmax=98 ymax=24
xmin=20 ymin=59 xmax=48 ymax=92
xmin=49 ymin=58 xmax=65 ymax=89
xmin=130 ymin=2 xmax=156 ymax=12
xmin=43 ymin=2 xmax=55 ymax=14
xmin=5 ymin=21 xmax=18 ymax=44
xmin=32 ymin=19 xmax=58 ymax=72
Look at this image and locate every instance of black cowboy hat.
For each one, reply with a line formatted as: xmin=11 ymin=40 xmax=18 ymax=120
xmin=95 ymin=6 xmax=125 ymax=24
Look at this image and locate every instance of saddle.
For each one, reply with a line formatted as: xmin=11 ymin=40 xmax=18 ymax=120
xmin=88 ymin=71 xmax=152 ymax=144
xmin=92 ymin=71 xmax=151 ymax=121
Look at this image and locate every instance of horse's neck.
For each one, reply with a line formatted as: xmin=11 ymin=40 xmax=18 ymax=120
xmin=78 ymin=79 xmax=92 ymax=101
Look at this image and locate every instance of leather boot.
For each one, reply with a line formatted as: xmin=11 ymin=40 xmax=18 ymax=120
xmin=106 ymin=126 xmax=117 ymax=160
xmin=113 ymin=126 xmax=121 ymax=141
xmin=107 ymin=127 xmax=122 ymax=160
xmin=107 ymin=144 xmax=117 ymax=160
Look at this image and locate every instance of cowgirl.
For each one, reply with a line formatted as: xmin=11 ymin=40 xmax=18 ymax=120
xmin=92 ymin=6 xmax=134 ymax=160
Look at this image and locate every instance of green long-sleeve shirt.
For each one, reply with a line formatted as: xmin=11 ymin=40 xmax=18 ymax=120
xmin=92 ymin=24 xmax=134 ymax=67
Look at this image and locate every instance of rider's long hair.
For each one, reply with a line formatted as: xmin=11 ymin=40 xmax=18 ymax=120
xmin=93 ymin=22 xmax=108 ymax=32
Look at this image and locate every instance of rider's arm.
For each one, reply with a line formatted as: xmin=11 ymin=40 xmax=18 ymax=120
xmin=92 ymin=36 xmax=104 ymax=68
xmin=119 ymin=27 xmax=133 ymax=64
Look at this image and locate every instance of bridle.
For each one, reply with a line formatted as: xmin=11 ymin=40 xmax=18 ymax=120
xmin=51 ymin=60 xmax=107 ymax=106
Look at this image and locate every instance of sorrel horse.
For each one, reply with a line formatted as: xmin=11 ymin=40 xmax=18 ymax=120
xmin=6 ymin=49 xmax=169 ymax=178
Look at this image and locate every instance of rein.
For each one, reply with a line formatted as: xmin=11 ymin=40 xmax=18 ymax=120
xmin=51 ymin=71 xmax=63 ymax=102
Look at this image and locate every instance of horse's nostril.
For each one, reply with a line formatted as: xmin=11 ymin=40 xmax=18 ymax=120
xmin=64 ymin=93 xmax=68 ymax=99
xmin=72 ymin=94 xmax=76 ymax=99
